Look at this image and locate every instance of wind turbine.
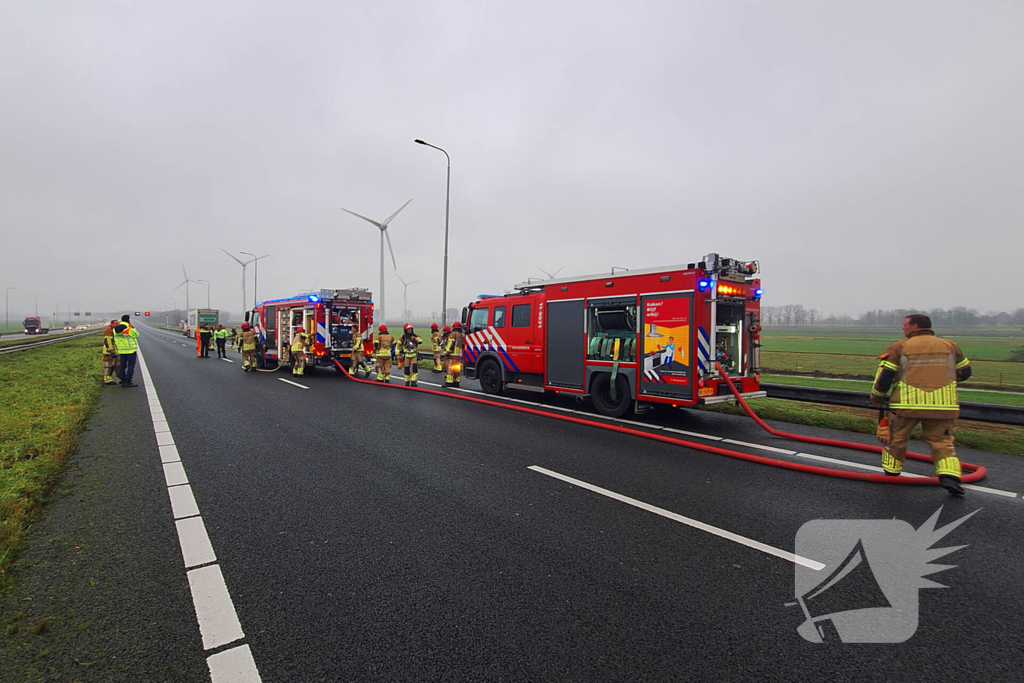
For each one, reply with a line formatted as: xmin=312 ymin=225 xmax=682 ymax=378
xmin=173 ymin=263 xmax=199 ymax=316
xmin=340 ymin=199 xmax=412 ymax=325
xmin=220 ymin=248 xmax=261 ymax=316
xmin=539 ymin=266 xmax=564 ymax=280
xmin=396 ymin=274 xmax=419 ymax=320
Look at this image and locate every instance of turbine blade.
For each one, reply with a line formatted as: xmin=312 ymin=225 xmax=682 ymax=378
xmin=383 ymin=198 xmax=413 ymax=226
xmin=539 ymin=268 xmax=553 ymax=279
xmin=172 ymin=279 xmax=188 ymax=292
xmin=408 ymin=281 xmax=419 ymax=286
xmin=182 ymin=262 xmax=188 ymax=280
xmin=396 ymin=274 xmax=407 ymax=287
xmin=219 ymin=247 xmax=245 ymax=265
xmin=384 ymin=229 xmax=397 ymax=270
xmin=553 ymin=266 xmax=564 ymax=277
xmin=340 ymin=206 xmax=384 ymax=229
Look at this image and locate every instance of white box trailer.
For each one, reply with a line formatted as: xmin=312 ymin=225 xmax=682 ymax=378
xmin=186 ymin=309 xmax=219 ymax=337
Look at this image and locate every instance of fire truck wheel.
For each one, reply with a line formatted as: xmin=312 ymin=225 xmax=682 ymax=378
xmin=590 ymin=373 xmax=632 ymax=418
xmin=478 ymin=358 xmax=504 ymax=395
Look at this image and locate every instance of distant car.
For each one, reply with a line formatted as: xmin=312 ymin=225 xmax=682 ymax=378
xmin=76 ymin=325 xmax=87 ymax=330
xmin=63 ymin=326 xmax=72 ymax=330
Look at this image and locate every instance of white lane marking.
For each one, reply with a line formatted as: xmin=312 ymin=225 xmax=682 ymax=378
xmin=962 ymin=483 xmax=1018 ymax=498
xmin=168 ymin=484 xmax=201 ymax=519
xmin=135 ymin=351 xmax=260 ymax=675
xmin=187 ymin=565 xmax=245 ymax=650
xmin=176 ymin=516 xmax=217 ymax=567
xmin=662 ymin=428 xmax=724 ymax=441
xmin=420 ymin=381 xmax=442 ymax=387
xmin=207 ymin=644 xmax=262 ymax=683
xmin=221 ymin=358 xmax=234 ymax=363
xmin=153 ymin=420 xmax=171 ymax=434
xmin=156 ymin=431 xmax=175 ymax=447
xmin=278 ymin=378 xmax=309 ymax=389
xmin=181 ymin=343 xmax=187 ymax=346
xmin=529 ymin=465 xmax=825 ymax=570
xmin=159 ymin=445 xmax=181 ymax=463
xmin=723 ymin=438 xmax=796 ymax=455
xmin=163 ymin=461 xmax=189 ymax=486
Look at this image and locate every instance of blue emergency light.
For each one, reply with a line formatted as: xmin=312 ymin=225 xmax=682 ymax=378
xmin=309 ymin=295 xmax=320 ymax=303
xmin=753 ymin=288 xmax=763 ymax=300
xmin=698 ymin=280 xmax=711 ymax=291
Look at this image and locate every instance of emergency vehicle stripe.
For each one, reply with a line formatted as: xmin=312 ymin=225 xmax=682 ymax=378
xmin=497 ymin=346 xmax=520 ymax=373
xmin=316 ymin=322 xmax=327 ymax=345
xmin=697 ymin=327 xmax=710 ymax=374
xmin=488 ymin=326 xmax=507 ymax=349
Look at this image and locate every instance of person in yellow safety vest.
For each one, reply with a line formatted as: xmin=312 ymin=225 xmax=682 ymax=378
xmin=399 ymin=323 xmax=422 ymax=387
xmin=870 ymin=313 xmax=972 ymax=496
xmin=346 ymin=321 xmax=372 ymax=378
xmin=214 ymin=325 xmax=230 ymax=358
xmin=439 ymin=325 xmax=451 ymax=376
xmin=444 ymin=321 xmax=465 ymax=388
xmin=373 ymin=324 xmax=394 ymax=382
xmin=239 ymin=323 xmax=259 ymax=371
xmin=113 ymin=314 xmax=140 ymax=387
xmin=291 ymin=326 xmax=309 ymax=376
xmin=430 ymin=322 xmax=442 ymax=372
xmin=101 ymin=319 xmax=120 ymax=385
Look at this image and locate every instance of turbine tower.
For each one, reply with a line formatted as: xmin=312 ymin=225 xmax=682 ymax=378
xmin=340 ymin=199 xmax=411 ymax=325
xmin=173 ymin=263 xmax=199 ymax=317
xmin=220 ymin=248 xmax=262 ymax=317
xmin=396 ymin=274 xmax=419 ymax=320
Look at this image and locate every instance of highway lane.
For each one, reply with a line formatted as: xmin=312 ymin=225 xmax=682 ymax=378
xmin=134 ymin=323 xmax=1023 ymax=681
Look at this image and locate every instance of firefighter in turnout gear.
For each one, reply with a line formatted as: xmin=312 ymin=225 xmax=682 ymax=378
xmin=430 ymin=322 xmax=442 ymax=372
xmin=400 ymin=323 xmax=422 ymax=386
xmin=439 ymin=325 xmax=452 ymax=376
xmin=870 ymin=314 xmax=972 ymax=495
xmin=444 ymin=321 xmax=465 ymax=388
xmin=291 ymin=327 xmax=309 ymax=376
xmin=102 ymin=319 xmax=120 ymax=385
xmin=240 ymin=323 xmax=259 ymax=371
xmin=373 ymin=324 xmax=394 ymax=382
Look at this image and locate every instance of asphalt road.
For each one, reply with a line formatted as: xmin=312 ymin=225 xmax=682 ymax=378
xmin=10 ymin=323 xmax=1024 ymax=681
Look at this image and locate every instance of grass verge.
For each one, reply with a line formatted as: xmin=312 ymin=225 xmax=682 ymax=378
xmin=760 ymin=373 xmax=1024 ymax=407
xmin=698 ymin=398 xmax=1024 ymax=457
xmin=0 ymin=336 xmax=103 ymax=587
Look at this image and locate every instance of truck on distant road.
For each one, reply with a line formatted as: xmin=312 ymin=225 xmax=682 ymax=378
xmin=185 ymin=309 xmax=220 ymax=337
xmin=23 ymin=317 xmax=49 ymax=334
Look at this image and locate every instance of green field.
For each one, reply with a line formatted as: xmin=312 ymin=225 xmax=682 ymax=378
xmin=762 ymin=334 xmax=1023 ymax=361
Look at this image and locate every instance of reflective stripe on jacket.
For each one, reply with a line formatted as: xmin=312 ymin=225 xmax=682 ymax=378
xmin=113 ymin=324 xmax=139 ymax=354
xmin=871 ymin=330 xmax=970 ymax=419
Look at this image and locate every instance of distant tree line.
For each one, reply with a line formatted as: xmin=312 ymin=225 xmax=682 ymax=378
xmin=761 ymin=305 xmax=1024 ymax=328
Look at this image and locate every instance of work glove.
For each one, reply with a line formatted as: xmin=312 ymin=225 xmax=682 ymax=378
xmin=876 ymin=410 xmax=891 ymax=446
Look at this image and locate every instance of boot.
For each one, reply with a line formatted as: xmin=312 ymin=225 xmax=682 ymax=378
xmin=939 ymin=475 xmax=965 ymax=496
xmin=411 ymin=381 xmax=418 ymax=387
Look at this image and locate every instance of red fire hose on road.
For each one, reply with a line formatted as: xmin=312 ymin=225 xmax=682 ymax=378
xmin=334 ymin=359 xmax=986 ymax=486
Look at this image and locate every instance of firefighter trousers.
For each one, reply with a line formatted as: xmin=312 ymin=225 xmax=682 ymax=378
xmin=445 ymin=356 xmax=461 ymax=385
xmin=292 ymin=350 xmax=306 ymax=375
xmin=403 ymin=355 xmax=419 ymax=384
xmin=102 ymin=353 xmax=119 ymax=384
xmin=375 ymin=355 xmax=392 ymax=382
xmin=881 ymin=416 xmax=961 ymax=478
xmin=433 ymin=349 xmax=442 ymax=371
xmin=242 ymin=347 xmax=256 ymax=369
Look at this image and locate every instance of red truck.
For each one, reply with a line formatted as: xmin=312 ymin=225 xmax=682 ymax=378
xmin=23 ymin=317 xmax=49 ymax=334
xmin=460 ymin=253 xmax=765 ymax=417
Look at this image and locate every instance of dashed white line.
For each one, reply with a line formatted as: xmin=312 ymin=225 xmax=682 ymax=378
xmin=278 ymin=378 xmax=309 ymax=389
xmin=221 ymin=358 xmax=234 ymax=363
xmin=529 ymin=465 xmax=825 ymax=570
xmin=159 ymin=445 xmax=180 ymax=463
xmin=207 ymin=645 xmax=262 ymax=683
xmin=156 ymin=431 xmax=175 ymax=447
xmin=176 ymin=516 xmax=217 ymax=568
xmin=168 ymin=484 xmax=201 ymax=519
xmin=163 ymin=461 xmax=189 ymax=486
xmin=187 ymin=564 xmax=245 ymax=649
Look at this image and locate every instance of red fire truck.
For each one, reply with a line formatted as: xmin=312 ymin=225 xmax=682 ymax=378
xmin=246 ymin=288 xmax=374 ymax=371
xmin=460 ymin=253 xmax=766 ymax=417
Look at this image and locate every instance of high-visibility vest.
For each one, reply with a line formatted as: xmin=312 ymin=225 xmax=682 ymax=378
xmin=114 ymin=324 xmax=139 ymax=354
xmin=872 ymin=331 xmax=970 ymax=418
xmin=291 ymin=334 xmax=307 ymax=353
xmin=215 ymin=328 xmax=229 ymax=340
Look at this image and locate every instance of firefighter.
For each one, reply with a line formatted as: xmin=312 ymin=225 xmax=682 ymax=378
xmin=430 ymin=322 xmax=442 ymax=372
xmin=291 ymin=326 xmax=309 ymax=376
xmin=214 ymin=324 xmax=229 ymax=358
xmin=870 ymin=314 xmax=972 ymax=496
xmin=348 ymin=322 xmax=371 ymax=377
xmin=444 ymin=321 xmax=465 ymax=388
xmin=239 ymin=323 xmax=259 ymax=371
xmin=114 ymin=315 xmax=140 ymax=387
xmin=198 ymin=325 xmax=213 ymax=358
xmin=373 ymin=324 xmax=394 ymax=382
xmin=439 ymin=325 xmax=452 ymax=376
xmin=399 ymin=323 xmax=422 ymax=386
xmin=230 ymin=327 xmax=239 ymax=352
xmin=101 ymin=319 xmax=119 ymax=385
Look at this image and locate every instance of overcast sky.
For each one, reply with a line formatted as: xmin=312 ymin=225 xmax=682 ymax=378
xmin=2 ymin=1 xmax=1022 ymax=322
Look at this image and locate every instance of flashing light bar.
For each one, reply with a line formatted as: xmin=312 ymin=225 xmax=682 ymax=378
xmin=309 ymin=295 xmax=320 ymax=302
xmin=716 ymin=284 xmax=745 ymax=296
xmin=753 ymin=288 xmax=764 ymax=300
xmin=698 ymin=280 xmax=711 ymax=291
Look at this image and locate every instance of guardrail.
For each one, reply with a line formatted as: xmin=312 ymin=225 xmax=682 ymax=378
xmin=0 ymin=330 xmax=101 ymax=355
xmin=761 ymin=383 xmax=1024 ymax=427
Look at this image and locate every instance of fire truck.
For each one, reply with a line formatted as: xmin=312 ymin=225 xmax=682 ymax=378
xmin=460 ymin=253 xmax=766 ymax=417
xmin=245 ymin=288 xmax=374 ymax=371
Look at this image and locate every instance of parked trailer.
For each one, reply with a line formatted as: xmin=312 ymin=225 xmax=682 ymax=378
xmin=460 ymin=253 xmax=766 ymax=417
xmin=185 ymin=309 xmax=220 ymax=337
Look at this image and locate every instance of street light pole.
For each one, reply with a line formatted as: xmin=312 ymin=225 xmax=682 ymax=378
xmin=198 ymin=280 xmax=211 ymax=308
xmin=414 ymin=139 xmax=451 ymax=326
xmin=5 ymin=286 xmax=17 ymax=336
xmin=35 ymin=295 xmax=43 ymax=317
xmin=55 ymin=300 xmax=62 ymax=330
xmin=240 ymin=252 xmax=269 ymax=309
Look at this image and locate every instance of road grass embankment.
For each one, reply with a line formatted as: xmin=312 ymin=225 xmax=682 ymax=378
xmin=0 ymin=336 xmax=102 ymax=584
xmin=699 ymin=397 xmax=1024 ymax=457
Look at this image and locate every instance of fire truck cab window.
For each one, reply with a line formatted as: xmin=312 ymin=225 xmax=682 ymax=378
xmin=493 ymin=306 xmax=506 ymax=329
xmin=469 ymin=307 xmax=489 ymax=333
xmin=587 ymin=302 xmax=637 ymax=362
xmin=512 ymin=304 xmax=531 ymax=328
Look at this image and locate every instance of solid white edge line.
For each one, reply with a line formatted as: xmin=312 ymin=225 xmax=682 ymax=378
xmin=207 ymin=644 xmax=262 ymax=683
xmin=153 ymin=420 xmax=171 ymax=433
xmin=278 ymin=378 xmax=309 ymax=389
xmin=528 ymin=465 xmax=825 ymax=570
xmin=163 ymin=461 xmax=189 ymax=486
xmin=168 ymin=484 xmax=201 ymax=519
xmin=187 ymin=564 xmax=245 ymax=650
xmin=159 ymin=445 xmax=181 ymax=464
xmin=156 ymin=431 xmax=175 ymax=447
xmin=176 ymin=516 xmax=217 ymax=567
xmin=962 ymin=483 xmax=1019 ymax=498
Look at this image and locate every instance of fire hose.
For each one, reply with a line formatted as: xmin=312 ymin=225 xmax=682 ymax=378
xmin=332 ymin=358 xmax=987 ymax=486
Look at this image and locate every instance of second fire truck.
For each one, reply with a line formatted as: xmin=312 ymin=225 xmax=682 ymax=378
xmin=460 ymin=253 xmax=765 ymax=417
xmin=246 ymin=288 xmax=374 ymax=371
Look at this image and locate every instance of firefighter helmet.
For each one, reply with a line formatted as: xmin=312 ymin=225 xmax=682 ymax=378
xmin=404 ymin=323 xmax=413 ymax=331
xmin=452 ymin=321 xmax=463 ymax=330
xmin=431 ymin=323 xmax=439 ymax=330
xmin=241 ymin=323 xmax=249 ymax=330
xmin=296 ymin=327 xmax=304 ymax=333
xmin=378 ymin=324 xmax=388 ymax=332
xmin=442 ymin=325 xmax=451 ymax=333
